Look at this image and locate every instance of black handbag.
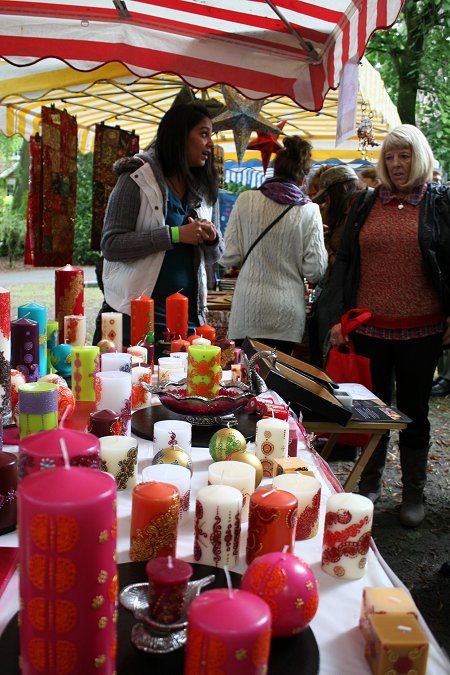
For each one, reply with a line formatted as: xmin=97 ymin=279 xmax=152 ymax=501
xmin=240 ymin=203 xmax=295 ymax=269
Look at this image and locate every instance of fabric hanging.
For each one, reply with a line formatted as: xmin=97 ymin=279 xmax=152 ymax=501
xmin=25 ymin=134 xmax=42 ymax=265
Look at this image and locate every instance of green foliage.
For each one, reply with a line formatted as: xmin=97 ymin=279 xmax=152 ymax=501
xmin=222 ymin=181 xmax=251 ymax=194
xmin=73 ymin=152 xmax=100 ymax=266
xmin=0 ymin=197 xmax=26 ymax=264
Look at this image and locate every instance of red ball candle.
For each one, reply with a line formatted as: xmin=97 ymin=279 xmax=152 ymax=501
xmin=246 ymin=488 xmax=298 ymax=565
xmin=55 ymin=264 xmax=84 ymax=343
xmin=0 ymin=451 xmax=18 ymax=535
xmin=196 ymin=323 xmax=216 ymax=343
xmin=130 ymin=481 xmax=180 ymax=562
xmin=18 ymin=467 xmax=117 ymax=675
xmin=166 ymin=292 xmax=188 ymax=340
xmin=185 ymin=588 xmax=271 ymax=674
xmin=130 ymin=294 xmax=155 ymax=346
xmin=146 ymin=555 xmax=193 ymax=624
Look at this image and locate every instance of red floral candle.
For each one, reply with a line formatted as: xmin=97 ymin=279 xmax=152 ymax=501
xmin=55 ymin=264 xmax=84 ymax=343
xmin=146 ymin=555 xmax=192 ymax=624
xmin=166 ymin=292 xmax=188 ymax=339
xmin=130 ymin=481 xmax=180 ymax=562
xmin=130 ymin=294 xmax=154 ymax=346
xmin=246 ymin=488 xmax=298 ymax=565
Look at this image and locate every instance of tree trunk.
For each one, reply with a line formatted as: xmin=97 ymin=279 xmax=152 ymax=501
xmin=396 ymin=77 xmax=418 ymax=125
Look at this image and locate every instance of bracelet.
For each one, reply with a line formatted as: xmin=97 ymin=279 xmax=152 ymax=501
xmin=170 ymin=226 xmax=180 ymax=244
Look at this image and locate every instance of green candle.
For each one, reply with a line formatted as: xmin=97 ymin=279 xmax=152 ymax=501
xmin=46 ymin=321 xmax=59 ymax=374
xmin=71 ymin=346 xmax=100 ymax=402
xmin=186 ymin=344 xmax=221 ymax=399
xmin=18 ymin=382 xmax=58 ymax=440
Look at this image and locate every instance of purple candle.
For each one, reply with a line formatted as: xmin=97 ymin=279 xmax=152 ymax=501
xmin=11 ymin=317 xmax=40 ymax=382
xmin=88 ymin=409 xmax=122 ymax=438
xmin=0 ymin=451 xmax=18 ymax=535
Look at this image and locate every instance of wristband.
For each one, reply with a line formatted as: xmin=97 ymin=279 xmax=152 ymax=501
xmin=170 ymin=226 xmax=180 ymax=244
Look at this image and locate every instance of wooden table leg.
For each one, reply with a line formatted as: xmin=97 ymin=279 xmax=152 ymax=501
xmin=318 ymin=434 xmax=339 ymax=461
xmin=343 ymin=432 xmax=384 ymax=492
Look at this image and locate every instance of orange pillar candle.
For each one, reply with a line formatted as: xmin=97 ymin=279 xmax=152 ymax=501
xmin=196 ymin=324 xmax=216 ymax=343
xmin=129 ymin=481 xmax=180 ymax=562
xmin=130 ymin=294 xmax=154 ymax=346
xmin=170 ymin=337 xmax=190 ymax=353
xmin=246 ymin=488 xmax=298 ymax=565
xmin=166 ymin=292 xmax=188 ymax=339
xmin=186 ymin=344 xmax=221 ymax=399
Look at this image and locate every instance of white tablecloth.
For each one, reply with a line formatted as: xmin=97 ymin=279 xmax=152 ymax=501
xmin=1 ymin=433 xmax=449 ymax=675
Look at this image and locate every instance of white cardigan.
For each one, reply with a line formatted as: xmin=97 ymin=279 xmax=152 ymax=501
xmin=221 ymin=190 xmax=327 ymax=342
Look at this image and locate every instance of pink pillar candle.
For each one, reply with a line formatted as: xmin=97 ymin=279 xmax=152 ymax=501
xmin=101 ymin=352 xmax=132 ymax=374
xmin=246 ymin=488 xmax=298 ymax=565
xmin=130 ymin=294 xmax=154 ymax=347
xmin=63 ymin=314 xmax=86 ymax=346
xmin=11 ymin=317 xmax=40 ymax=382
xmin=146 ymin=556 xmax=193 ymax=624
xmin=19 ymin=428 xmax=101 ymax=479
xmin=193 ymin=485 xmax=242 ymax=568
xmin=88 ymin=409 xmax=122 ymax=438
xmin=95 ymin=371 xmax=132 ymax=435
xmin=185 ymin=588 xmax=271 ymax=675
xmin=166 ymin=292 xmax=189 ymax=339
xmin=18 ymin=382 xmax=58 ymax=440
xmin=101 ymin=311 xmax=123 ymax=352
xmin=255 ymin=417 xmax=289 ymax=478
xmin=71 ymin=345 xmax=100 ymax=402
xmin=130 ymin=481 xmax=180 ymax=562
xmin=18 ymin=467 xmax=117 ymax=675
xmin=0 ymin=286 xmax=12 ymax=424
xmin=0 ymin=451 xmax=18 ymax=534
xmin=273 ymin=473 xmax=321 ymax=540
xmin=322 ymin=493 xmax=374 ymax=580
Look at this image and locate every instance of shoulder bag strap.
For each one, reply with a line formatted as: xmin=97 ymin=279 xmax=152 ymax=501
xmin=240 ymin=203 xmax=295 ymax=269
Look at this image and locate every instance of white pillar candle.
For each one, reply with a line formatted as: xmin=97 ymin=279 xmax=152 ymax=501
xmin=157 ymin=356 xmax=184 ymax=383
xmin=131 ymin=364 xmax=153 ymax=411
xmin=170 ymin=351 xmax=188 ymax=368
xmin=101 ymin=351 xmax=132 ymax=373
xmin=321 ymin=493 xmax=374 ymax=580
xmin=191 ymin=336 xmax=211 ymax=345
xmin=101 ymin=311 xmax=123 ymax=352
xmin=255 ymin=417 xmax=289 ymax=478
xmin=63 ymin=314 xmax=86 ymax=346
xmin=99 ymin=435 xmax=138 ymax=490
xmin=142 ymin=464 xmax=191 ymax=518
xmin=194 ymin=484 xmax=243 ymax=568
xmin=153 ymin=419 xmax=192 ymax=454
xmin=273 ymin=473 xmax=321 ymax=540
xmin=95 ymin=370 xmax=132 ymax=435
xmin=127 ymin=344 xmax=148 ymax=364
xmin=208 ymin=460 xmax=255 ymax=522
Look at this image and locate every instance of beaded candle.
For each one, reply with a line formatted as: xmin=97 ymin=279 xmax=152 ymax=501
xmin=0 ymin=286 xmax=11 ymax=425
xmin=18 ymin=382 xmax=58 ymax=440
xmin=186 ymin=344 xmax=221 ymax=399
xmin=55 ymin=264 xmax=84 ymax=343
xmin=71 ymin=345 xmax=100 ymax=402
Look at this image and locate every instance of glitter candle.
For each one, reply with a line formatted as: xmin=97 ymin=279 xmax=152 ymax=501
xmin=146 ymin=556 xmax=192 ymax=625
xmin=71 ymin=345 xmax=100 ymax=402
xmin=99 ymin=435 xmax=138 ymax=490
xmin=18 ymin=302 xmax=47 ymax=377
xmin=130 ymin=481 xmax=180 ymax=562
xmin=18 ymin=382 xmax=58 ymax=440
xmin=0 ymin=451 xmax=18 ymax=535
xmin=64 ymin=314 xmax=86 ymax=346
xmin=130 ymin=294 xmax=154 ymax=346
xmin=46 ymin=320 xmax=59 ymax=374
xmin=193 ymin=484 xmax=242 ymax=568
xmin=101 ymin=312 xmax=123 ymax=352
xmin=11 ymin=317 xmax=40 ymax=382
xmin=186 ymin=344 xmax=221 ymax=399
xmin=18 ymin=467 xmax=117 ymax=675
xmin=55 ymin=263 xmax=84 ymax=342
xmin=166 ymin=292 xmax=188 ymax=339
xmin=273 ymin=473 xmax=321 ymax=540
xmin=95 ymin=371 xmax=132 ymax=435
xmin=101 ymin=352 xmax=132 ymax=374
xmin=0 ymin=286 xmax=11 ymax=425
xmin=208 ymin=460 xmax=255 ymax=522
xmin=246 ymin=488 xmax=298 ymax=565
xmin=255 ymin=417 xmax=289 ymax=478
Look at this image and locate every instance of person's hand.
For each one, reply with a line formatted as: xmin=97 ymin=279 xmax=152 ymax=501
xmin=329 ymin=323 xmax=347 ymax=348
xmin=179 ymin=218 xmax=217 ymax=245
xmin=443 ymin=317 xmax=450 ymax=346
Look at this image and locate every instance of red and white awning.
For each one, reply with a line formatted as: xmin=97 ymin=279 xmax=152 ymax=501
xmin=0 ymin=0 xmax=404 ymax=112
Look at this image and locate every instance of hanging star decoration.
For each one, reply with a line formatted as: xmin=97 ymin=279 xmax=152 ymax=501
xmin=212 ymin=85 xmax=282 ymax=165
xmin=247 ymin=121 xmax=286 ymax=174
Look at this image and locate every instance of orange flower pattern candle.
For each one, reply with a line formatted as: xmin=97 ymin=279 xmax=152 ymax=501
xmin=129 ymin=481 xmax=180 ymax=562
xmin=186 ymin=345 xmax=221 ymax=399
xmin=246 ymin=488 xmax=298 ymax=565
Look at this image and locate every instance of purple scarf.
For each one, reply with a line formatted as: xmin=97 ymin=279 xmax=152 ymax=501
xmin=260 ymin=177 xmax=311 ymax=205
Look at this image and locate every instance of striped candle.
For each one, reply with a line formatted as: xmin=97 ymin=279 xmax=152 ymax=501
xmin=18 ymin=382 xmax=58 ymax=440
xmin=71 ymin=346 xmax=100 ymax=402
xmin=0 ymin=287 xmax=11 ymax=425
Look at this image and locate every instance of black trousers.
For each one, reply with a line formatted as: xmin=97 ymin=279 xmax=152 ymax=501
xmin=352 ymin=332 xmax=442 ymax=450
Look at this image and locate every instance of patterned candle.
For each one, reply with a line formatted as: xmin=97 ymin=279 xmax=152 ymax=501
xmin=95 ymin=371 xmax=132 ymax=435
xmin=0 ymin=286 xmax=11 ymax=425
xmin=18 ymin=302 xmax=47 ymax=377
xmin=18 ymin=467 xmax=117 ymax=675
xmin=196 ymin=324 xmax=216 ymax=343
xmin=186 ymin=344 xmax=221 ymax=398
xmin=166 ymin=292 xmax=188 ymax=339
xmin=216 ymin=338 xmax=235 ymax=370
xmin=101 ymin=312 xmax=123 ymax=352
xmin=88 ymin=409 xmax=122 ymax=438
xmin=246 ymin=488 xmax=298 ymax=565
xmin=99 ymin=435 xmax=138 ymax=490
xmin=146 ymin=556 xmax=192 ymax=624
xmin=18 ymin=428 xmax=101 ymax=480
xmin=71 ymin=345 xmax=100 ymax=402
xmin=55 ymin=263 xmax=84 ymax=342
xmin=131 ymin=364 xmax=153 ymax=411
xmin=193 ymin=484 xmax=242 ymax=568
xmin=64 ymin=314 xmax=86 ymax=346
xmin=130 ymin=294 xmax=154 ymax=346
xmin=127 ymin=345 xmax=148 ymax=364
xmin=130 ymin=481 xmax=180 ymax=562
xmin=321 ymin=493 xmax=374 ymax=580
xmin=255 ymin=417 xmax=289 ymax=478
xmin=18 ymin=382 xmax=58 ymax=440
xmin=46 ymin=320 xmax=59 ymax=374
xmin=0 ymin=451 xmax=18 ymax=535
xmin=153 ymin=419 xmax=192 ymax=454
xmin=185 ymin=588 xmax=271 ymax=675
xmin=11 ymin=317 xmax=40 ymax=382
xmin=273 ymin=473 xmax=321 ymax=540
xmin=170 ymin=338 xmax=190 ymax=353
xmin=142 ymin=464 xmax=191 ymax=519
xmin=208 ymin=460 xmax=255 ymax=522
xmin=101 ymin=351 xmax=132 ymax=374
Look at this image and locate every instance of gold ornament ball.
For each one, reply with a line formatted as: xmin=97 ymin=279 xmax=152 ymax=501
xmin=97 ymin=339 xmax=116 ymax=354
xmin=152 ymin=445 xmax=193 ymax=475
xmin=227 ymin=451 xmax=263 ymax=488
xmin=209 ymin=427 xmax=247 ymax=462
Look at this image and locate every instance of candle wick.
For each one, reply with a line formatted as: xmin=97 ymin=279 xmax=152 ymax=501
xmin=59 ymin=438 xmax=71 ymax=470
xmin=21 ymin=312 xmax=31 ymax=319
xmin=176 ymin=288 xmax=184 ymax=294
xmin=261 ymin=488 xmax=276 ymax=498
xmin=282 ymin=545 xmax=289 ymax=554
xmin=223 ymin=565 xmax=233 ymax=599
xmin=168 ymin=555 xmax=173 ymax=569
xmin=59 ymin=405 xmax=73 ymax=429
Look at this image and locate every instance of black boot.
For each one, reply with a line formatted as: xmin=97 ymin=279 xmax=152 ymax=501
xmin=399 ymin=446 xmax=429 ymax=527
xmin=357 ymin=438 xmax=388 ymax=503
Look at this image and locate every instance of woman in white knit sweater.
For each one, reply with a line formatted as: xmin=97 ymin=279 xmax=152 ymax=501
xmin=221 ymin=136 xmax=328 ymax=354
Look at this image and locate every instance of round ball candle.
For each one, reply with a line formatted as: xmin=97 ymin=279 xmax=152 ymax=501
xmin=101 ymin=351 xmax=132 ymax=374
xmin=88 ymin=409 xmax=122 ymax=438
xmin=273 ymin=473 xmax=321 ymax=540
xmin=131 ymin=364 xmax=153 ymax=411
xmin=95 ymin=370 xmax=132 ymax=435
xmin=71 ymin=345 xmax=100 ymax=402
xmin=142 ymin=464 xmax=191 ymax=518
xmin=185 ymin=588 xmax=271 ymax=675
xmin=11 ymin=317 xmax=40 ymax=382
xmin=146 ymin=556 xmax=193 ymax=624
xmin=196 ymin=324 xmax=216 ymax=343
xmin=130 ymin=294 xmax=154 ymax=346
xmin=153 ymin=419 xmax=192 ymax=454
xmin=19 ymin=428 xmax=101 ymax=479
xmin=321 ymin=493 xmax=374 ymax=580
xmin=63 ymin=314 xmax=86 ymax=346
xmin=99 ymin=435 xmax=138 ymax=490
xmin=208 ymin=460 xmax=255 ymax=522
xmin=55 ymin=263 xmax=84 ymax=342
xmin=18 ymin=382 xmax=58 ymax=440
xmin=18 ymin=467 xmax=117 ymax=675
xmin=246 ymin=488 xmax=298 ymax=565
xmin=193 ymin=484 xmax=243 ymax=568
xmin=152 ymin=446 xmax=193 ymax=475
xmin=186 ymin=344 xmax=221 ymax=399
xmin=0 ymin=451 xmax=18 ymax=534
xmin=166 ymin=292 xmax=189 ymax=339
xmin=130 ymin=481 xmax=180 ymax=562
xmin=46 ymin=320 xmax=59 ymax=374
xmin=255 ymin=417 xmax=289 ymax=478
xmin=101 ymin=311 xmax=123 ymax=352
xmin=127 ymin=345 xmax=148 ymax=364
xmin=0 ymin=286 xmax=12 ymax=425
xmin=18 ymin=302 xmax=47 ymax=377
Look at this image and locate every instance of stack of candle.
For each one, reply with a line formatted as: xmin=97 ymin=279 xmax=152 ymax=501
xmin=186 ymin=344 xmax=221 ymax=399
xmin=0 ymin=286 xmax=11 ymax=425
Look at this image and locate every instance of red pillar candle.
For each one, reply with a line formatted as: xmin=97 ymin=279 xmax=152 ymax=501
xmin=185 ymin=588 xmax=271 ymax=675
xmin=246 ymin=488 xmax=298 ymax=565
xmin=130 ymin=481 xmax=180 ymax=562
xmin=166 ymin=292 xmax=189 ymax=340
xmin=0 ymin=286 xmax=12 ymax=425
xmin=0 ymin=451 xmax=18 ymax=535
xmin=196 ymin=324 xmax=216 ymax=343
xmin=88 ymin=409 xmax=122 ymax=438
xmin=146 ymin=555 xmax=193 ymax=624
xmin=170 ymin=338 xmax=190 ymax=353
xmin=55 ymin=264 xmax=84 ymax=343
xmin=130 ymin=294 xmax=155 ymax=346
xmin=18 ymin=467 xmax=117 ymax=675
xmin=18 ymin=428 xmax=101 ymax=480
xmin=10 ymin=317 xmax=40 ymax=382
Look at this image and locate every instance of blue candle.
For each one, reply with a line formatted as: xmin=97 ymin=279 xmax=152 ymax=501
xmin=18 ymin=302 xmax=47 ymax=376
